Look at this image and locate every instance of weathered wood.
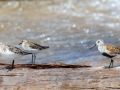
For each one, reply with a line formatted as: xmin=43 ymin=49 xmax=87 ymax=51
xmin=0 ymin=66 xmax=120 ymax=90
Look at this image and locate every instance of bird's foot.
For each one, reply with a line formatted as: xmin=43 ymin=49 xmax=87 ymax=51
xmin=6 ymin=66 xmax=14 ymax=72
xmin=28 ymin=61 xmax=35 ymax=64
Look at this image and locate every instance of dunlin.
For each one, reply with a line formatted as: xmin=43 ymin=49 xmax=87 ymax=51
xmin=90 ymin=39 xmax=120 ymax=68
xmin=19 ymin=39 xmax=49 ymax=63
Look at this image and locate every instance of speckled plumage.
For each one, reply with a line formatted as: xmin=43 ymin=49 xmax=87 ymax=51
xmin=19 ymin=39 xmax=49 ymax=63
xmin=7 ymin=45 xmax=31 ymax=55
xmin=0 ymin=42 xmax=32 ymax=70
xmin=105 ymin=43 xmax=120 ymax=54
xmin=90 ymin=39 xmax=120 ymax=68
xmin=0 ymin=44 xmax=31 ymax=59
xmin=24 ymin=41 xmax=49 ymax=50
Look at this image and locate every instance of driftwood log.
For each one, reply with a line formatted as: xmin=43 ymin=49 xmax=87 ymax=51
xmin=0 ymin=63 xmax=91 ymax=69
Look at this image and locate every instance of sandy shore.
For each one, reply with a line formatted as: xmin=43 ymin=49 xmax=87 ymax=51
xmin=0 ymin=63 xmax=120 ymax=90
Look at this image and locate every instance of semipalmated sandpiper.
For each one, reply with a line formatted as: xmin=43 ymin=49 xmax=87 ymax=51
xmin=19 ymin=39 xmax=49 ymax=63
xmin=0 ymin=42 xmax=32 ymax=70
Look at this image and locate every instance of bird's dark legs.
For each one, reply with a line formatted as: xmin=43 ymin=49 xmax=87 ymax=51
xmin=12 ymin=60 xmax=14 ymax=69
xmin=109 ymin=60 xmax=112 ymax=68
xmin=111 ymin=59 xmax=114 ymax=68
xmin=109 ymin=58 xmax=113 ymax=69
xmin=33 ymin=54 xmax=36 ymax=63
xmin=7 ymin=60 xmax=14 ymax=72
xmin=32 ymin=54 xmax=34 ymax=63
xmin=31 ymin=54 xmax=36 ymax=63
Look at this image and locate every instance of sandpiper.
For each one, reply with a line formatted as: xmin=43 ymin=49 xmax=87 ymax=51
xmin=0 ymin=42 xmax=32 ymax=70
xmin=90 ymin=39 xmax=120 ymax=68
xmin=19 ymin=39 xmax=49 ymax=63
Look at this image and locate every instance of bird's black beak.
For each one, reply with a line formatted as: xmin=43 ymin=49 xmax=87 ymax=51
xmin=89 ymin=44 xmax=96 ymax=50
xmin=19 ymin=42 xmax=22 ymax=45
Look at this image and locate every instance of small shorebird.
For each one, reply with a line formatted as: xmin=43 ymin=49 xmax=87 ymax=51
xmin=19 ymin=39 xmax=49 ymax=63
xmin=90 ymin=39 xmax=120 ymax=68
xmin=0 ymin=42 xmax=32 ymax=70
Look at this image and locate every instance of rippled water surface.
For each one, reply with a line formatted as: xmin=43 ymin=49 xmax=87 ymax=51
xmin=0 ymin=0 xmax=120 ymax=66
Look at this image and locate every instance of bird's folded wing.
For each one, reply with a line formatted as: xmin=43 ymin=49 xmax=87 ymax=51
xmin=106 ymin=44 xmax=120 ymax=54
xmin=29 ymin=42 xmax=49 ymax=50
xmin=28 ymin=42 xmax=41 ymax=49
xmin=8 ymin=45 xmax=30 ymax=55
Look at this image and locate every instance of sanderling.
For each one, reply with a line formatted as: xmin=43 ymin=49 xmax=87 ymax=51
xmin=0 ymin=42 xmax=32 ymax=70
xmin=90 ymin=39 xmax=120 ymax=69
xmin=19 ymin=39 xmax=49 ymax=63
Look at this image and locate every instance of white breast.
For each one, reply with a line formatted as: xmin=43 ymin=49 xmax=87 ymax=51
xmin=98 ymin=46 xmax=107 ymax=53
xmin=98 ymin=45 xmax=114 ymax=55
xmin=1 ymin=49 xmax=14 ymax=55
xmin=0 ymin=48 xmax=22 ymax=59
xmin=22 ymin=43 xmax=39 ymax=54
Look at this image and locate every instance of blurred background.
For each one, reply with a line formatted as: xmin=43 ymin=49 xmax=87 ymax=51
xmin=0 ymin=0 xmax=120 ymax=67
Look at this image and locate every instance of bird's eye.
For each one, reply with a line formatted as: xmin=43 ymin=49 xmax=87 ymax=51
xmin=97 ymin=41 xmax=100 ymax=43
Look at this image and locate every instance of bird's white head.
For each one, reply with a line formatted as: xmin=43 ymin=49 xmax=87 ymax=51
xmin=89 ymin=39 xmax=104 ymax=50
xmin=22 ymin=39 xmax=28 ymax=43
xmin=19 ymin=39 xmax=28 ymax=45
xmin=96 ymin=39 xmax=104 ymax=46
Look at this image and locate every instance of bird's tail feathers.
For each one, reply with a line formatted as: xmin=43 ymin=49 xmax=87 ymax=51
xmin=39 ymin=46 xmax=49 ymax=50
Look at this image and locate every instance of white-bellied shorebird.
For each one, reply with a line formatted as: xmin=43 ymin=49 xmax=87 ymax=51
xmin=90 ymin=39 xmax=120 ymax=68
xmin=0 ymin=42 xmax=32 ymax=71
xmin=19 ymin=39 xmax=49 ymax=63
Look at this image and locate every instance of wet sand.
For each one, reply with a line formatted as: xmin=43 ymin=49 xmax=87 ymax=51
xmin=0 ymin=63 xmax=120 ymax=90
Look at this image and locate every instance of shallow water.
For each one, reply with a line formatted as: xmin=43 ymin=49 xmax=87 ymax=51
xmin=0 ymin=0 xmax=120 ymax=66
